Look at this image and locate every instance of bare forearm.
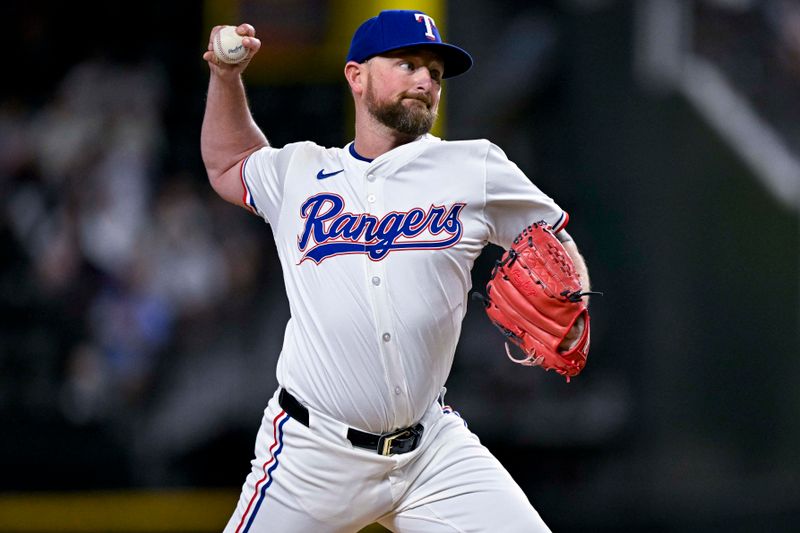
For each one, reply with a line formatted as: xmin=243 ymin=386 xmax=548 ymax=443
xmin=558 ymin=231 xmax=592 ymax=350
xmin=565 ymin=241 xmax=590 ymax=290
xmin=201 ymin=73 xmax=268 ymax=182
xmin=558 ymin=231 xmax=591 ymax=292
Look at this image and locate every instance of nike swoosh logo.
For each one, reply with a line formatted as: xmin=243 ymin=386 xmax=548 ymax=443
xmin=316 ymin=169 xmax=344 ymax=180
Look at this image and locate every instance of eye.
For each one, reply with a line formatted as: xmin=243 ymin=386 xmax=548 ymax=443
xmin=399 ymin=61 xmax=414 ymax=71
xmin=430 ymin=69 xmax=443 ymax=83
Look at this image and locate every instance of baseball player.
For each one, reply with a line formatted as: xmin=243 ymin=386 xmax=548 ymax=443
xmin=201 ymin=10 xmax=592 ymax=533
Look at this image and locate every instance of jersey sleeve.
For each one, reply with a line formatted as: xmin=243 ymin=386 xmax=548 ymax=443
xmin=484 ymin=142 xmax=568 ymax=249
xmin=240 ymin=143 xmax=303 ymax=224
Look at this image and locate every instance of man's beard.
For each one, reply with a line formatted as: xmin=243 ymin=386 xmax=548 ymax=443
xmin=365 ymin=83 xmax=437 ymax=137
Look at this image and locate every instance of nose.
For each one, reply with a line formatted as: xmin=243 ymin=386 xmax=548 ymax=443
xmin=412 ymin=67 xmax=434 ymax=91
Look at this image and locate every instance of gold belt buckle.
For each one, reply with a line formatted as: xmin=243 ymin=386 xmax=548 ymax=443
xmin=379 ymin=429 xmax=411 ymax=456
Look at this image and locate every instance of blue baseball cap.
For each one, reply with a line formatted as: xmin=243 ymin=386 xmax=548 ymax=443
xmin=346 ymin=10 xmax=473 ymax=79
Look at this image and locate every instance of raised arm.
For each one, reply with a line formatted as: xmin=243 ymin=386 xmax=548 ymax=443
xmin=201 ymin=24 xmax=268 ymax=208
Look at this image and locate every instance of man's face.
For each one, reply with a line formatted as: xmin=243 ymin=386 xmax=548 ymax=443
xmin=363 ymin=49 xmax=444 ymax=137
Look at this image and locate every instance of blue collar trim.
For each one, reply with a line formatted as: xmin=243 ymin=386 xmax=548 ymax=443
xmin=348 ymin=143 xmax=374 ymax=163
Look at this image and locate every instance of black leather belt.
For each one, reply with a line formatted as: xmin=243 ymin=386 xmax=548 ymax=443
xmin=278 ymin=388 xmax=424 ymax=456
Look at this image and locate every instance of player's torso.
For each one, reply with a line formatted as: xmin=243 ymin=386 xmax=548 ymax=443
xmin=269 ymin=138 xmax=492 ymax=432
xmin=278 ymin=139 xmax=487 ymax=264
xmin=275 ymin=139 xmax=490 ymax=342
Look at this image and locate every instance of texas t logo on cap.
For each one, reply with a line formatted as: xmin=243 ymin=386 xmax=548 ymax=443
xmin=346 ymin=10 xmax=473 ymax=78
xmin=414 ymin=13 xmax=437 ymax=40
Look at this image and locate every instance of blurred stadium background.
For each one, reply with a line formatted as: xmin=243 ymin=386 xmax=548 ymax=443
xmin=0 ymin=0 xmax=797 ymax=531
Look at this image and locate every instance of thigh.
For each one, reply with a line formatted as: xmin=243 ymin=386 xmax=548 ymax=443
xmin=224 ymin=393 xmax=393 ymax=533
xmin=382 ymin=412 xmax=551 ymax=533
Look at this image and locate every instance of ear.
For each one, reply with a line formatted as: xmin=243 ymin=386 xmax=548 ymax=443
xmin=344 ymin=61 xmax=366 ymax=96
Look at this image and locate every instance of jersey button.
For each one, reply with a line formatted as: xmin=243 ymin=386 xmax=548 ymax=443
xmin=394 ymin=386 xmax=402 ymax=395
xmin=367 ymin=174 xmax=376 ymax=182
xmin=371 ymin=276 xmax=381 ymax=286
xmin=367 ymin=194 xmax=376 ymax=203
xmin=382 ymin=332 xmax=391 ymax=342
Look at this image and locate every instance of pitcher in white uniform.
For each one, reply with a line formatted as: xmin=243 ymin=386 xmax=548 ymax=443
xmin=201 ymin=10 xmax=590 ymax=533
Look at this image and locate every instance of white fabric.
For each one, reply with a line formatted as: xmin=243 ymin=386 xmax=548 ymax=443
xmin=224 ymin=389 xmax=551 ymax=533
xmin=241 ymin=135 xmax=565 ymax=434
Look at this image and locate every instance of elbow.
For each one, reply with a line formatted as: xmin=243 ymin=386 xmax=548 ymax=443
xmin=202 ymin=150 xmax=241 ymax=191
xmin=202 ymin=156 xmax=250 ymax=208
xmin=205 ymin=165 xmax=229 ymax=188
xmin=201 ymin=142 xmax=265 ymax=185
xmin=206 ymin=171 xmax=229 ymax=199
xmin=201 ymin=150 xmax=228 ymax=185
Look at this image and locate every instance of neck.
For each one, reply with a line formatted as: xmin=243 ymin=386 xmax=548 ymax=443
xmin=353 ymin=110 xmax=420 ymax=160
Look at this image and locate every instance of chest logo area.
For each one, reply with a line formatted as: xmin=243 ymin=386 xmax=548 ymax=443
xmin=297 ymin=193 xmax=465 ymax=264
xmin=316 ymin=168 xmax=344 ymax=180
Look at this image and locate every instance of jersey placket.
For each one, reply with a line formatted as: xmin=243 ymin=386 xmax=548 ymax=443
xmin=364 ymin=167 xmax=412 ymax=430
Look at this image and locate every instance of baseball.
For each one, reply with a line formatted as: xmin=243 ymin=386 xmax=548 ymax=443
xmin=213 ymin=26 xmax=248 ymax=64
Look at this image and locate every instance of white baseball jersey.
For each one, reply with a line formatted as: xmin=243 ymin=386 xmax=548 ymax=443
xmin=240 ymin=134 xmax=566 ymax=435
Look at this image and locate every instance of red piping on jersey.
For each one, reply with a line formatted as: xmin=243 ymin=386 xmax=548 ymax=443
xmin=555 ymin=211 xmax=569 ymax=232
xmin=239 ymin=157 xmax=257 ymax=215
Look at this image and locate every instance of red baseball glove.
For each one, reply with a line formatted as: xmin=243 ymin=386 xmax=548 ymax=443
xmin=480 ymin=222 xmax=597 ymax=381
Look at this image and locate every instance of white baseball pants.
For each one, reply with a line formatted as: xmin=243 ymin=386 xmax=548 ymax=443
xmin=224 ymin=388 xmax=551 ymax=533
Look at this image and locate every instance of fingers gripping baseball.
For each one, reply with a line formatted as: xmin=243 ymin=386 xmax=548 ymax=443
xmin=204 ymin=24 xmax=261 ymax=72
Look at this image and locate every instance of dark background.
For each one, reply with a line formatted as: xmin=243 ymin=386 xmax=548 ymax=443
xmin=0 ymin=1 xmax=798 ymax=531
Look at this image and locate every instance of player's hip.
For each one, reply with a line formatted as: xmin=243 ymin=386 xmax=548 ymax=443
xmin=265 ymin=387 xmax=456 ymax=458
xmin=232 ymin=388 xmax=481 ymax=530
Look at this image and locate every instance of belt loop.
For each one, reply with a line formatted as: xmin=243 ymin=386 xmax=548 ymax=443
xmin=279 ymin=388 xmax=309 ymax=427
